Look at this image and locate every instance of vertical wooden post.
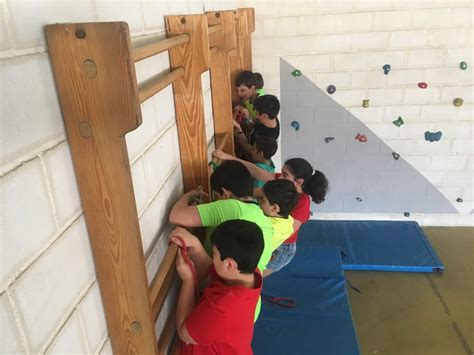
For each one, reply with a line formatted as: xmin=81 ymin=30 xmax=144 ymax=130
xmin=45 ymin=22 xmax=158 ymax=354
xmin=230 ymin=8 xmax=255 ymax=104
xmin=166 ymin=15 xmax=211 ymax=193
xmin=206 ymin=10 xmax=236 ymax=155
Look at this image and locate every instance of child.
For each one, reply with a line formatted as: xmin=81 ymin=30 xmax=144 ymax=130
xmin=259 ymin=179 xmax=299 ymax=253
xmin=169 ymin=160 xmax=273 ymax=275
xmin=249 ymin=94 xmax=280 ymax=145
xmin=234 ymin=71 xmax=265 ymax=123
xmin=170 ymin=220 xmax=264 ymax=354
xmin=211 ymin=151 xmax=329 ymax=274
xmin=251 ymin=135 xmax=277 ymax=188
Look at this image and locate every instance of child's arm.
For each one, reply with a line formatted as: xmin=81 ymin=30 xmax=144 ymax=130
xmin=234 ymin=129 xmax=255 ymax=157
xmin=212 ymin=149 xmax=275 ymax=182
xmin=170 ymin=227 xmax=212 ymax=282
xmin=169 ymin=188 xmax=207 ymax=226
xmin=175 ymin=250 xmax=198 ymax=344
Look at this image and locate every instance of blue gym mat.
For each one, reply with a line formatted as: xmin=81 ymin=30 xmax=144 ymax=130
xmin=297 ymin=220 xmax=444 ymax=272
xmin=253 ymin=247 xmax=360 ymax=355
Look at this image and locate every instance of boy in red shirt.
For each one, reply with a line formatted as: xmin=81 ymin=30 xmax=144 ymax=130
xmin=170 ymin=219 xmax=264 ymax=354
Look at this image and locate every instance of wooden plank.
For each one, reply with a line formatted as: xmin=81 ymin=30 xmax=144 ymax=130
xmin=44 ymin=22 xmax=158 ymax=354
xmin=239 ymin=8 xmax=255 ymax=71
xmin=132 ymin=33 xmax=190 ymax=62
xmin=206 ymin=10 xmax=236 ymax=154
xmin=166 ymin=14 xmax=211 ymax=194
xmin=138 ymin=67 xmax=185 ymax=103
xmin=157 ymin=303 xmax=178 ymax=355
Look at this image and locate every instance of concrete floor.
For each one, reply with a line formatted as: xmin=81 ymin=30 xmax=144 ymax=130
xmin=347 ymin=227 xmax=473 ymax=355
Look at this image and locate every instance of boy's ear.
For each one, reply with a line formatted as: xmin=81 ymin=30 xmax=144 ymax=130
xmin=225 ymin=258 xmax=239 ymax=272
xmin=271 ymin=203 xmax=281 ymax=214
xmin=295 ymin=178 xmax=304 ymax=188
xmin=221 ymin=188 xmax=232 ymax=199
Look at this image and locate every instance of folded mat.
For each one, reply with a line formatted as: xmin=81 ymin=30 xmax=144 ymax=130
xmin=252 ymin=247 xmax=360 ymax=355
xmin=297 ymin=220 xmax=444 ymax=272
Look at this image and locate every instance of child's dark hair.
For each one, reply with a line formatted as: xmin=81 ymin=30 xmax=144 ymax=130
xmin=284 ymin=158 xmax=329 ymax=204
xmin=253 ymin=95 xmax=280 ymax=119
xmin=262 ymin=180 xmax=299 ymax=218
xmin=211 ymin=220 xmax=264 ymax=274
xmin=211 ymin=160 xmax=254 ymax=198
xmin=235 ymin=70 xmax=256 ymax=89
xmin=254 ymin=135 xmax=277 ymax=160
xmin=254 ymin=72 xmax=264 ymax=90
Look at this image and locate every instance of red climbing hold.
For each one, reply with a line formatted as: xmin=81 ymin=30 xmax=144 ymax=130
xmin=355 ymin=133 xmax=367 ymax=143
xmin=418 ymin=82 xmax=427 ymax=89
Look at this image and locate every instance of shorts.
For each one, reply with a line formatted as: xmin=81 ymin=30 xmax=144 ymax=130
xmin=266 ymin=243 xmax=296 ymax=272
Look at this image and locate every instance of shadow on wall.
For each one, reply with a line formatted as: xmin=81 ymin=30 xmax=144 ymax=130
xmin=279 ymin=59 xmax=458 ymax=215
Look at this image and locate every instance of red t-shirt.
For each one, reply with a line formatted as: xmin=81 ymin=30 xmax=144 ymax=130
xmin=181 ymin=265 xmax=262 ymax=355
xmin=284 ymin=193 xmax=311 ymax=244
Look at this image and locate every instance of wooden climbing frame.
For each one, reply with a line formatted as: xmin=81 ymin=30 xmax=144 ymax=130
xmin=44 ymin=8 xmax=254 ymax=355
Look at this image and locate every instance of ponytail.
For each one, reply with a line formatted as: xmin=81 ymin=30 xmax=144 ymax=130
xmin=284 ymin=158 xmax=329 ymax=204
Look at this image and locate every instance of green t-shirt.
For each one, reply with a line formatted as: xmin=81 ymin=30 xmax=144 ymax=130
xmin=254 ymin=160 xmax=275 ymax=188
xmin=243 ymin=88 xmax=265 ymax=120
xmin=197 ymin=199 xmax=273 ymax=321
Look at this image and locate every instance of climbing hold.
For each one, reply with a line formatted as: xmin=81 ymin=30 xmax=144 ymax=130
xmin=355 ymin=133 xmax=367 ymax=143
xmin=291 ymin=69 xmax=302 ymax=77
xmin=424 ymin=131 xmax=442 ymax=142
xmin=356 ymin=197 xmax=363 ymax=202
xmin=327 ymin=85 xmax=336 ymax=95
xmin=392 ymin=116 xmax=404 ymax=127
xmin=291 ymin=121 xmax=300 ymax=131
xmin=324 ymin=137 xmax=335 ymax=143
xmin=417 ymin=82 xmax=428 ymax=89
xmin=383 ymin=64 xmax=391 ymax=75
xmin=459 ymin=61 xmax=467 ymax=70
xmin=392 ymin=152 xmax=400 ymax=160
xmin=362 ymin=99 xmax=369 ymax=108
xmin=456 ymin=198 xmax=463 ymax=203
xmin=453 ymin=98 xmax=464 ymax=107
xmin=404 ymin=212 xmax=410 ymax=217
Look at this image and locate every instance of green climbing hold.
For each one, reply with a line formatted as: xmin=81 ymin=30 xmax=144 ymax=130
xmin=362 ymin=99 xmax=369 ymax=108
xmin=291 ymin=69 xmax=302 ymax=77
xmin=459 ymin=61 xmax=467 ymax=70
xmin=453 ymin=98 xmax=464 ymax=107
xmin=392 ymin=116 xmax=404 ymax=127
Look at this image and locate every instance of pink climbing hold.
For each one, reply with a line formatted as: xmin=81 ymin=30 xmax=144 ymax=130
xmin=418 ymin=82 xmax=428 ymax=89
xmin=355 ymin=133 xmax=367 ymax=143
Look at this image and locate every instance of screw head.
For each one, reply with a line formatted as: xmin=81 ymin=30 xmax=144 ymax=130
xmin=75 ymin=28 xmax=86 ymax=39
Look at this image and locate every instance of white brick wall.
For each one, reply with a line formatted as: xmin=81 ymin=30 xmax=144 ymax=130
xmin=1 ymin=0 xmax=236 ymax=352
xmin=247 ymin=0 xmax=474 ymax=225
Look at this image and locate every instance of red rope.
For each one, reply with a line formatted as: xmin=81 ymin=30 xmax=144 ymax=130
xmin=172 ymin=236 xmax=200 ymax=302
xmin=262 ymin=295 xmax=296 ymax=308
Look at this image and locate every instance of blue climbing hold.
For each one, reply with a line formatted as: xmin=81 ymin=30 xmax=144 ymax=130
xmin=327 ymin=85 xmax=336 ymax=95
xmin=291 ymin=121 xmax=300 ymax=131
xmin=424 ymin=131 xmax=442 ymax=142
xmin=383 ymin=64 xmax=391 ymax=75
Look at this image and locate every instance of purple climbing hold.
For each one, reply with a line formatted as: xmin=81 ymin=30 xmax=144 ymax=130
xmin=424 ymin=131 xmax=442 ymax=142
xmin=327 ymin=85 xmax=336 ymax=95
xmin=325 ymin=137 xmax=335 ymax=143
xmin=418 ymin=82 xmax=428 ymax=89
xmin=404 ymin=212 xmax=410 ymax=217
xmin=383 ymin=64 xmax=391 ymax=75
xmin=456 ymin=197 xmax=463 ymax=203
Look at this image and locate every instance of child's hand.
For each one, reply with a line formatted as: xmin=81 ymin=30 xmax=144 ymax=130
xmin=175 ymin=249 xmax=195 ymax=282
xmin=170 ymin=227 xmax=202 ymax=253
xmin=212 ymin=150 xmax=235 ymax=162
xmin=232 ymin=119 xmax=243 ymax=132
xmin=186 ymin=186 xmax=209 ymax=205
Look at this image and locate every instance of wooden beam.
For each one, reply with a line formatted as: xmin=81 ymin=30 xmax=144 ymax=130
xmin=166 ymin=14 xmax=211 ymax=193
xmin=138 ymin=67 xmax=185 ymax=103
xmin=44 ymin=22 xmax=158 ymax=354
xmin=157 ymin=303 xmax=178 ymax=355
xmin=206 ymin=10 xmax=236 ymax=155
xmin=132 ymin=34 xmax=190 ymax=62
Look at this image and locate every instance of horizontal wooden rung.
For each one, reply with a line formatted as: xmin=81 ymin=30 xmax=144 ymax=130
xmin=132 ymin=34 xmax=190 ymax=62
xmin=207 ymin=24 xmax=222 ymax=35
xmin=150 ymin=243 xmax=178 ymax=320
xmin=138 ymin=67 xmax=185 ymax=103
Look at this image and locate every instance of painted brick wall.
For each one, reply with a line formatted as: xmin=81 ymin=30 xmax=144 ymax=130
xmin=245 ymin=0 xmax=473 ymax=226
xmin=0 ymin=0 xmax=239 ymax=353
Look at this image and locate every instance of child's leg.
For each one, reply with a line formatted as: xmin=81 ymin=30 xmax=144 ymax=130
xmin=265 ymin=243 xmax=297 ymax=274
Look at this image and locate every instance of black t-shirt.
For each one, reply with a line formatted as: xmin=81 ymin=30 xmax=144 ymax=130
xmin=250 ymin=119 xmax=280 ymax=144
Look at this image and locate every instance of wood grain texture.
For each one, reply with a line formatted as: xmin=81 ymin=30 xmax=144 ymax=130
xmin=166 ymin=15 xmax=211 ymax=194
xmin=44 ymin=22 xmax=158 ymax=354
xmin=138 ymin=67 xmax=185 ymax=103
xmin=206 ymin=10 xmax=236 ymax=155
xmin=132 ymin=33 xmax=190 ymax=62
